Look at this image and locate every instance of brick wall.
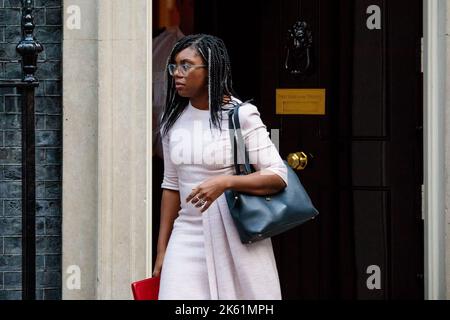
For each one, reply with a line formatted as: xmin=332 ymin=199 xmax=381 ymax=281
xmin=0 ymin=0 xmax=62 ymax=300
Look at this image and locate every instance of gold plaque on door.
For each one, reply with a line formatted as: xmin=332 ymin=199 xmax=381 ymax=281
xmin=276 ymin=89 xmax=326 ymax=115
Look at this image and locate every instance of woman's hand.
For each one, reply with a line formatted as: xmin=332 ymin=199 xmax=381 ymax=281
xmin=186 ymin=175 xmax=231 ymax=213
xmin=152 ymin=251 xmax=165 ymax=277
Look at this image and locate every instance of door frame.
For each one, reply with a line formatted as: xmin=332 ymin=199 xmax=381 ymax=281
xmin=423 ymin=0 xmax=447 ymax=300
xmin=147 ymin=0 xmax=447 ymax=299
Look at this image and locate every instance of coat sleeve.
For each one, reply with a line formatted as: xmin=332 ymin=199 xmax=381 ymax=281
xmin=160 ymin=128 xmax=180 ymax=191
xmin=238 ymin=103 xmax=288 ymax=187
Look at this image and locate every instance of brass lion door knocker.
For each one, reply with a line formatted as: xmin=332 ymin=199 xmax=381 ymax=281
xmin=284 ymin=20 xmax=313 ymax=75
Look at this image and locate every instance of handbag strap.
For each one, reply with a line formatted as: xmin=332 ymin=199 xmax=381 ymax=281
xmin=228 ymin=99 xmax=254 ymax=175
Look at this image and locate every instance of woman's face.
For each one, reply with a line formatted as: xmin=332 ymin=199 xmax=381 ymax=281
xmin=172 ymin=47 xmax=208 ymax=99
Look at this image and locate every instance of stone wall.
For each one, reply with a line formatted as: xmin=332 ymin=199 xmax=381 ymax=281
xmin=0 ymin=0 xmax=62 ymax=300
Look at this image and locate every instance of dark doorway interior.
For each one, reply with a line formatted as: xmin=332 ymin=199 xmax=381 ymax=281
xmin=153 ymin=0 xmax=424 ymax=299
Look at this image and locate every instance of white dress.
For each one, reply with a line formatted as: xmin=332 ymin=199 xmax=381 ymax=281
xmin=158 ymin=97 xmax=288 ymax=300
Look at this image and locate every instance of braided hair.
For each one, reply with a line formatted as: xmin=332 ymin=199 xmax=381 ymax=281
xmin=159 ymin=34 xmax=241 ymax=137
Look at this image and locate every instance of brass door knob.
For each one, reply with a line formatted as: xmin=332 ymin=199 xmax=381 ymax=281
xmin=287 ymin=151 xmax=310 ymax=170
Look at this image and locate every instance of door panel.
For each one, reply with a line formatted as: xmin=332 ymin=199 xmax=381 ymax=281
xmin=352 ymin=0 xmax=387 ymax=138
xmin=189 ymin=0 xmax=424 ymax=299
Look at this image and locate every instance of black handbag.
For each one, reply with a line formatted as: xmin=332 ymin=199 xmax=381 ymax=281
xmin=224 ymin=101 xmax=319 ymax=244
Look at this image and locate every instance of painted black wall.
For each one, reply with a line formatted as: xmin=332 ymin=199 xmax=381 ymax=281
xmin=0 ymin=0 xmax=62 ymax=300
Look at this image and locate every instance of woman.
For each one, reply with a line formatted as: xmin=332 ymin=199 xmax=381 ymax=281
xmin=153 ymin=34 xmax=288 ymax=300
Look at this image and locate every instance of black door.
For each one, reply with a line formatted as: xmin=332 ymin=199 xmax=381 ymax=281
xmin=155 ymin=0 xmax=424 ymax=299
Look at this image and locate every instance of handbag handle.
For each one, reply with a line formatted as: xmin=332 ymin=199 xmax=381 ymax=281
xmin=227 ymin=99 xmax=254 ymax=176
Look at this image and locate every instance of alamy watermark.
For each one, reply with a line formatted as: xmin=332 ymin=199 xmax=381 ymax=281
xmin=66 ymin=265 xmax=81 ymax=290
xmin=166 ymin=121 xmax=282 ymax=171
xmin=66 ymin=5 xmax=81 ymax=30
xmin=366 ymin=265 xmax=382 ymax=290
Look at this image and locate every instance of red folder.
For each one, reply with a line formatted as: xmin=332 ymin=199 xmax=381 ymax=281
xmin=131 ymin=276 xmax=160 ymax=300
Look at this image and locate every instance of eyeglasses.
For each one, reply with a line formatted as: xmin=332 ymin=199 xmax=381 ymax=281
xmin=167 ymin=63 xmax=207 ymax=76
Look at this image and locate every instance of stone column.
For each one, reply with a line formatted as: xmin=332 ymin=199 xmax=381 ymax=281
xmin=445 ymin=0 xmax=450 ymax=300
xmin=423 ymin=0 xmax=448 ymax=300
xmin=62 ymin=0 xmax=152 ymax=299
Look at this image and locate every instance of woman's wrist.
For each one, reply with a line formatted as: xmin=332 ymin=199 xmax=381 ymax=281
xmin=223 ymin=175 xmax=235 ymax=190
